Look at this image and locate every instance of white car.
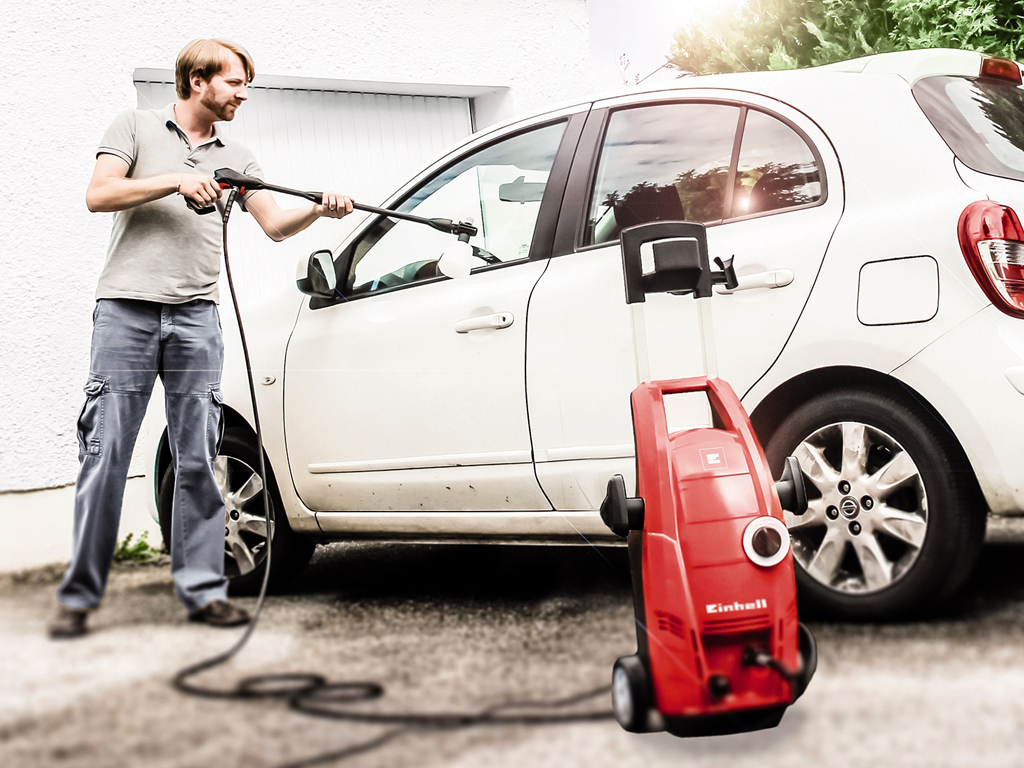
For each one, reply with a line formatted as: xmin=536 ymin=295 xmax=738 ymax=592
xmin=147 ymin=48 xmax=1024 ymax=620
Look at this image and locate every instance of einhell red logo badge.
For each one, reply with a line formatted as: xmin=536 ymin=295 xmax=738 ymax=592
xmin=706 ymin=599 xmax=768 ymax=614
xmin=700 ymin=447 xmax=727 ymax=471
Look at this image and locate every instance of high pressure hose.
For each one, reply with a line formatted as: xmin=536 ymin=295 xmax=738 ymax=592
xmin=172 ymin=187 xmax=277 ymax=697
xmin=170 ymin=178 xmax=611 ymax=767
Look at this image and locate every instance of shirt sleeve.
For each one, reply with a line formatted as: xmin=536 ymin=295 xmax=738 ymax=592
xmin=96 ymin=109 xmax=137 ymax=169
xmin=239 ymin=148 xmax=265 ymax=212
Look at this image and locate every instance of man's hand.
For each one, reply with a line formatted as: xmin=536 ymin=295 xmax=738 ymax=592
xmin=246 ymin=188 xmax=356 ymax=241
xmin=315 ymin=191 xmax=354 ymax=219
xmin=177 ymin=174 xmax=223 ymax=208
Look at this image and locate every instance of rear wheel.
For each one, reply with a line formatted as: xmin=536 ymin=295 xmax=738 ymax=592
xmin=765 ymin=387 xmax=985 ymax=620
xmin=158 ymin=430 xmax=316 ymax=594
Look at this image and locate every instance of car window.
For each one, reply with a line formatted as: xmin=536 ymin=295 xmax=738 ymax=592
xmin=344 ymin=121 xmax=567 ymax=297
xmin=914 ymin=75 xmax=1024 ymax=183
xmin=731 ymin=109 xmax=822 ymax=217
xmin=585 ymin=103 xmax=741 ymax=246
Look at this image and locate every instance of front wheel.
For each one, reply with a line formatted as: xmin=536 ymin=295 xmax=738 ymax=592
xmin=612 ymin=655 xmax=653 ymax=733
xmin=158 ymin=430 xmax=316 ymax=594
xmin=765 ymin=387 xmax=985 ymax=620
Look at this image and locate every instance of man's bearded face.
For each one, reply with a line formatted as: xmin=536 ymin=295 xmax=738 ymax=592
xmin=198 ymin=54 xmax=248 ymax=122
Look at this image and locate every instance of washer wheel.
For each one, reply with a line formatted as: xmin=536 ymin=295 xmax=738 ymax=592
xmin=612 ymin=655 xmax=653 ymax=733
xmin=793 ymin=622 xmax=818 ymax=700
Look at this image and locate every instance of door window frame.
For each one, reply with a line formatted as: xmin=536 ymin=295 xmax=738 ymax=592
xmin=552 ymin=96 xmax=830 ymax=258
xmin=310 ymin=111 xmax=588 ymax=308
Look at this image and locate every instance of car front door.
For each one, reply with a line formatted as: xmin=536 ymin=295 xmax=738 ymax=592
xmin=285 ymin=116 xmax=581 ymax=513
xmin=526 ymin=92 xmax=844 ymax=511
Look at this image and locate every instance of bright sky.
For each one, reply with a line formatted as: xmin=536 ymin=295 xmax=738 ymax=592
xmin=589 ymin=0 xmax=745 ymax=86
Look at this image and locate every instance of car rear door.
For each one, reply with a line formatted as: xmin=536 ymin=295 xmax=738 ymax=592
xmin=525 ymin=90 xmax=845 ymax=511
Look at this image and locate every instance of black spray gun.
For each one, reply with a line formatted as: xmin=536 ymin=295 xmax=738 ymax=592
xmin=189 ymin=167 xmax=478 ymax=240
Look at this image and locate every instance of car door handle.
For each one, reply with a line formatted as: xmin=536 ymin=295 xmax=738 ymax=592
xmin=454 ymin=312 xmax=515 ymax=333
xmin=713 ymin=268 xmax=795 ymax=294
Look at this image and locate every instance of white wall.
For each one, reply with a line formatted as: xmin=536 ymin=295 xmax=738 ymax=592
xmin=0 ymin=0 xmax=599 ymax=496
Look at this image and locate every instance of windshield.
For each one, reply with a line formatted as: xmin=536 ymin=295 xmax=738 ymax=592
xmin=914 ymin=75 xmax=1024 ymax=182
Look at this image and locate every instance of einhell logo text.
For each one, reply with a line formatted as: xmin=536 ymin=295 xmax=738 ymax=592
xmin=706 ymin=599 xmax=768 ymax=614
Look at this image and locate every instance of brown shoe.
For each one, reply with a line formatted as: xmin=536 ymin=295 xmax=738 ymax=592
xmin=49 ymin=606 xmax=88 ymax=639
xmin=188 ymin=600 xmax=251 ymax=627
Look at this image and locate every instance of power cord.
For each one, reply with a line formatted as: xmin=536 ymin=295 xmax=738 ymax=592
xmin=171 ymin=187 xmax=612 ymax=767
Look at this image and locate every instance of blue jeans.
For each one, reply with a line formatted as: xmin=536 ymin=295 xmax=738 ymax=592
xmin=57 ymin=299 xmax=227 ymax=612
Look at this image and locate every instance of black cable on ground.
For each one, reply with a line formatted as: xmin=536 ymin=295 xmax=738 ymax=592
xmin=170 ymin=189 xmax=612 ymax=768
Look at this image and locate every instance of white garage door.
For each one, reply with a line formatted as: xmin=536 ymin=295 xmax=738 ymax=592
xmin=134 ymin=77 xmax=473 ymax=302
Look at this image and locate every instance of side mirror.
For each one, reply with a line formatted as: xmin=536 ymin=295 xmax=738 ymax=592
xmin=296 ymin=249 xmax=337 ymax=296
xmin=437 ymin=240 xmax=485 ymax=279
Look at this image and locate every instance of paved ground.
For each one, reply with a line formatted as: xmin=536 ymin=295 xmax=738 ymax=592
xmin=2 ymin=519 xmax=1024 ymax=768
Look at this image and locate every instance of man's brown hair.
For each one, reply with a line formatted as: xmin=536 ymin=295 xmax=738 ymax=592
xmin=175 ymin=39 xmax=255 ymax=100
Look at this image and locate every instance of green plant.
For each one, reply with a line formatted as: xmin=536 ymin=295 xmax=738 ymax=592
xmin=112 ymin=531 xmax=164 ymax=564
xmin=668 ymin=0 xmax=1024 ymax=75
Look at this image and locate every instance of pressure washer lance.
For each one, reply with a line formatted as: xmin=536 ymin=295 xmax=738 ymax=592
xmin=187 ymin=167 xmax=480 ymax=240
xmin=173 ymin=171 xmax=610 ymax=751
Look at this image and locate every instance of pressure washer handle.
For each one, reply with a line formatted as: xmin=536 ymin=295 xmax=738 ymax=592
xmin=620 ymin=221 xmax=736 ymax=382
xmin=182 ymin=179 xmax=235 ymax=215
xmin=185 ymin=195 xmax=218 ymax=215
xmin=648 ymin=376 xmax=747 ymax=436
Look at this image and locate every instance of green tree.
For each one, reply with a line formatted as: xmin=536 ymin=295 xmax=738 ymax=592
xmin=668 ymin=0 xmax=1024 ymax=75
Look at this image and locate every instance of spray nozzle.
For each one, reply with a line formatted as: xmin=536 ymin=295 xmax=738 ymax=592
xmin=437 ymin=215 xmax=481 ymax=279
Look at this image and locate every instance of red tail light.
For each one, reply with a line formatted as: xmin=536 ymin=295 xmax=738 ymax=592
xmin=958 ymin=200 xmax=1024 ymax=318
xmin=980 ymin=57 xmax=1023 ymax=84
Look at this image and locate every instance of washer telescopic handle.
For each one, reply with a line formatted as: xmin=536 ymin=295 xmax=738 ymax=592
xmin=211 ymin=168 xmax=478 ymax=238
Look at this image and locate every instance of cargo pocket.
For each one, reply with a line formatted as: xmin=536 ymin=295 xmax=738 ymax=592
xmin=207 ymin=385 xmax=225 ymax=462
xmin=77 ymin=375 xmax=108 ymax=458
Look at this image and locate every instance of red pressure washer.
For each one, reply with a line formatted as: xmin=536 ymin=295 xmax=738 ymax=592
xmin=600 ymin=221 xmax=816 ymax=737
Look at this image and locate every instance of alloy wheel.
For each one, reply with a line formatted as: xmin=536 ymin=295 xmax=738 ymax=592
xmin=215 ymin=455 xmax=275 ymax=577
xmin=784 ymin=421 xmax=928 ymax=595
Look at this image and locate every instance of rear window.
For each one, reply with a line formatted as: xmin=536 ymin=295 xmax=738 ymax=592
xmin=914 ymin=75 xmax=1024 ymax=182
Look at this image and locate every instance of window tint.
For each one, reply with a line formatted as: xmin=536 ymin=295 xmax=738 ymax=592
xmin=914 ymin=75 xmax=1024 ymax=183
xmin=586 ymin=103 xmax=740 ymax=246
xmin=345 ymin=121 xmax=566 ymax=296
xmin=732 ymin=110 xmax=822 ymax=217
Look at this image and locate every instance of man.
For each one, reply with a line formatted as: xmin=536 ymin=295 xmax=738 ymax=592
xmin=49 ymin=38 xmax=353 ymax=638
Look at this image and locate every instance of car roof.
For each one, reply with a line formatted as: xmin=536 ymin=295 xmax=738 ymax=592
xmin=480 ymin=48 xmax=1002 ymax=139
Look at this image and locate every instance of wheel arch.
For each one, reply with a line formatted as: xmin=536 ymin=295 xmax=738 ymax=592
xmin=748 ymin=365 xmax=987 ymax=512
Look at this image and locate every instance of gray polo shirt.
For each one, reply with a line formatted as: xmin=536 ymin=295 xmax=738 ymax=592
xmin=95 ymin=102 xmax=263 ymax=304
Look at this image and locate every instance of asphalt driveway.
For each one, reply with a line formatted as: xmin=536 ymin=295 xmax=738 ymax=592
xmin=2 ymin=519 xmax=1024 ymax=768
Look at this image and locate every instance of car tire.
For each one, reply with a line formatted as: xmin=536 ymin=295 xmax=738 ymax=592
xmin=764 ymin=387 xmax=985 ymax=621
xmin=611 ymin=655 xmax=653 ymax=733
xmin=158 ymin=429 xmax=316 ymax=595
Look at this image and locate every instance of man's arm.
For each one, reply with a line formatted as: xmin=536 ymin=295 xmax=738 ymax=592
xmin=85 ymin=154 xmax=224 ymax=213
xmin=244 ymin=189 xmax=353 ymax=242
